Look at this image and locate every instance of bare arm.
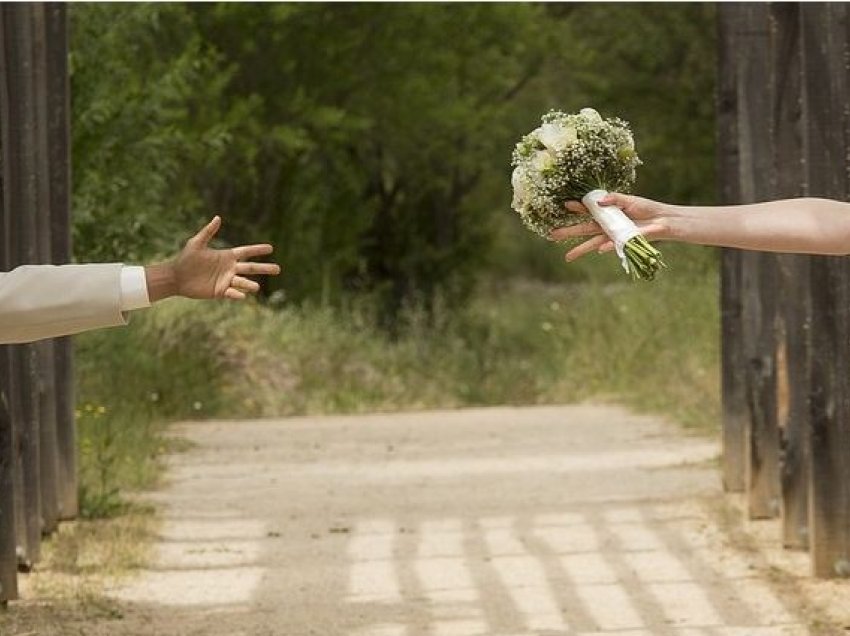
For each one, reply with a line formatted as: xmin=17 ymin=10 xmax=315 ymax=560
xmin=550 ymin=195 xmax=850 ymax=261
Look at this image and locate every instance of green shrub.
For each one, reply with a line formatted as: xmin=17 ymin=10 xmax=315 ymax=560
xmin=75 ymin=255 xmax=720 ymax=516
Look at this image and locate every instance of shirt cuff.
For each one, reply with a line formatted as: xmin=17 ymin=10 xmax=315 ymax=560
xmin=120 ymin=266 xmax=151 ymax=312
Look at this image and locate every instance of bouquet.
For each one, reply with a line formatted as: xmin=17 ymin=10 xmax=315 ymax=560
xmin=511 ymin=108 xmax=666 ymax=281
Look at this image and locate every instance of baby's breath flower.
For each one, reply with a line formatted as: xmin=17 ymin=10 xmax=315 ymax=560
xmin=511 ymin=108 xmax=665 ymax=281
xmin=510 ymin=108 xmax=642 ymax=238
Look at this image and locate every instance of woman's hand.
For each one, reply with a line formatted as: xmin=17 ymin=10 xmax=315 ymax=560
xmin=549 ymin=193 xmax=676 ymax=262
xmin=145 ymin=216 xmax=282 ymax=302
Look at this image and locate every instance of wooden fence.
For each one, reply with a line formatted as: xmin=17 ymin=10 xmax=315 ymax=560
xmin=719 ymin=2 xmax=850 ymax=578
xmin=0 ymin=3 xmax=75 ymax=602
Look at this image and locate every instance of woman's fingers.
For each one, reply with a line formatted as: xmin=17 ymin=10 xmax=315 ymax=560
xmin=565 ymin=234 xmax=609 ymax=262
xmin=597 ymin=240 xmax=615 ymax=254
xmin=550 ymin=220 xmax=602 ymax=241
xmin=598 ymin=192 xmax=635 ymax=209
xmin=597 ymin=224 xmax=666 ymax=254
xmin=565 ymin=200 xmax=588 ymax=214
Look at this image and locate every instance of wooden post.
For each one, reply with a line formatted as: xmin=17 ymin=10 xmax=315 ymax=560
xmin=777 ymin=247 xmax=812 ymax=548
xmin=30 ymin=3 xmax=60 ymax=537
xmin=0 ymin=10 xmax=18 ymax=601
xmin=735 ymin=3 xmax=782 ymax=520
xmin=0 ymin=377 xmax=16 ymax=602
xmin=716 ymin=4 xmax=747 ymax=493
xmin=770 ymin=3 xmax=810 ymax=547
xmin=800 ymin=2 xmax=850 ymax=578
xmin=767 ymin=3 xmax=810 ymax=549
xmin=45 ymin=4 xmax=76 ymax=520
xmin=3 ymin=3 xmax=43 ymax=565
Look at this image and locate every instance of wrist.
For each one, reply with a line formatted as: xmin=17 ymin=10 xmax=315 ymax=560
xmin=145 ymin=262 xmax=179 ymax=303
xmin=662 ymin=204 xmax=694 ymax=243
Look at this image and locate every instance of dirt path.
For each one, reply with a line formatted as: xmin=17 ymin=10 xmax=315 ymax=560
xmin=98 ymin=405 xmax=828 ymax=635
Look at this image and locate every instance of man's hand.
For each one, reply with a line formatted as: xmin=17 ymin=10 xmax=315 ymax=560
xmin=145 ymin=216 xmax=281 ymax=303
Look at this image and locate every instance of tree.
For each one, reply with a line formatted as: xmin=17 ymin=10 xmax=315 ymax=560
xmin=70 ymin=3 xmax=717 ymax=313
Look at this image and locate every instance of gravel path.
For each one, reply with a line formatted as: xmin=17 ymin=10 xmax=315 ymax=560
xmin=104 ymin=405 xmax=814 ymax=635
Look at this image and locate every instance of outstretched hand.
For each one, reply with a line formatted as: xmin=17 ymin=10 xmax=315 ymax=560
xmin=549 ymin=193 xmax=672 ymax=262
xmin=146 ymin=216 xmax=282 ymax=303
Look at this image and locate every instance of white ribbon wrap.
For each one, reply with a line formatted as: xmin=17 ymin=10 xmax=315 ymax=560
xmin=581 ymin=189 xmax=641 ymax=273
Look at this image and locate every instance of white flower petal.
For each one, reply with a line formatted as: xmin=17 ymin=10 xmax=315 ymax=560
xmin=531 ymin=149 xmax=555 ymax=172
xmin=511 ymin=167 xmax=530 ymax=209
xmin=580 ymin=107 xmax=602 ymax=122
xmin=538 ymin=123 xmax=578 ymax=152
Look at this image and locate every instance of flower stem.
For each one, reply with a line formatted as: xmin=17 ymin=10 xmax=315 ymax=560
xmin=623 ymin=236 xmax=667 ymax=281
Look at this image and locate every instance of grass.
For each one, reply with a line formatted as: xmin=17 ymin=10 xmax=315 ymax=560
xmin=74 ymin=240 xmax=720 ymax=452
xmin=4 ymin=242 xmax=719 ymax=630
xmin=0 ymin=510 xmax=154 ymax=633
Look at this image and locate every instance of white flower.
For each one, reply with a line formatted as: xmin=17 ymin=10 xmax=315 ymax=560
xmin=580 ymin=107 xmax=602 ymax=122
xmin=531 ymin=149 xmax=555 ymax=173
xmin=538 ymin=122 xmax=577 ymax=152
xmin=511 ymin=167 xmax=530 ymax=210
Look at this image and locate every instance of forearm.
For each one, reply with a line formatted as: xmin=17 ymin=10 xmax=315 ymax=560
xmin=0 ymin=264 xmax=128 ymax=344
xmin=667 ymin=198 xmax=850 ymax=255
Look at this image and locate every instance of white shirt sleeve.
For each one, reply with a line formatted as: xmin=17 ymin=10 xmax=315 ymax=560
xmin=120 ymin=266 xmax=151 ymax=311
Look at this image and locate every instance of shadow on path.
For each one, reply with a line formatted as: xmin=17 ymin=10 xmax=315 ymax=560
xmin=103 ymin=406 xmax=809 ymax=636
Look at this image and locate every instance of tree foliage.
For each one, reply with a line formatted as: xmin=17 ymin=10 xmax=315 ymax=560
xmin=70 ymin=3 xmax=716 ymax=313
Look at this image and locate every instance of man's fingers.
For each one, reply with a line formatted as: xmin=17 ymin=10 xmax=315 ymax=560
xmin=550 ymin=220 xmax=602 ymax=241
xmin=224 ymin=287 xmax=246 ymax=301
xmin=565 ymin=235 xmax=609 ymax=262
xmin=231 ymin=275 xmax=260 ymax=294
xmin=233 ymin=244 xmax=274 ymax=260
xmin=235 ymin=261 xmax=281 ymax=276
xmin=191 ymin=215 xmax=222 ymax=248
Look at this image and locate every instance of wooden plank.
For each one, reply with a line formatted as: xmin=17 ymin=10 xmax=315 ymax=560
xmin=735 ymin=2 xmax=782 ymax=520
xmin=800 ymin=2 xmax=850 ymax=578
xmin=741 ymin=251 xmax=781 ymax=520
xmin=0 ymin=5 xmax=25 ymax=575
xmin=4 ymin=3 xmax=42 ymax=564
xmin=0 ymin=10 xmax=19 ymax=602
xmin=777 ymin=251 xmax=811 ymax=547
xmin=768 ymin=2 xmax=810 ymax=549
xmin=45 ymin=3 xmax=76 ymax=520
xmin=716 ymin=3 xmax=747 ymax=493
xmin=30 ymin=3 xmax=60 ymax=536
xmin=0 ymin=366 xmax=16 ymax=602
